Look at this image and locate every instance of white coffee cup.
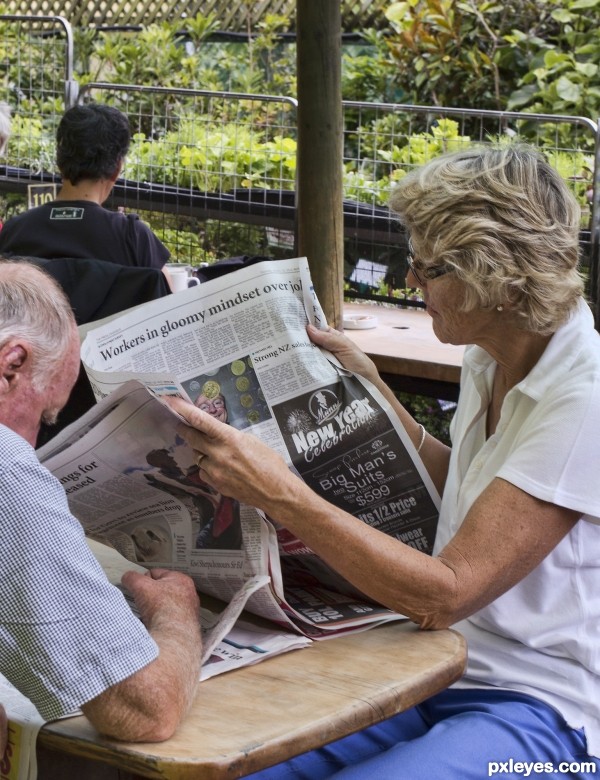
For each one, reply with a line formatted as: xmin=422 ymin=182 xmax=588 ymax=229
xmin=169 ymin=268 xmax=200 ymax=293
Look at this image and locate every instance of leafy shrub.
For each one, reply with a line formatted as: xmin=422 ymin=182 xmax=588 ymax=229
xmin=4 ymin=114 xmax=57 ymax=173
xmin=395 ymin=392 xmax=455 ymax=446
xmin=125 ymin=121 xmax=297 ymax=192
xmin=505 ymin=0 xmax=600 ymax=121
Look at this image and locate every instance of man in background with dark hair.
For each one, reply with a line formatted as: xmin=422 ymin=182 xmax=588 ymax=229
xmin=0 ymin=103 xmax=172 ymax=288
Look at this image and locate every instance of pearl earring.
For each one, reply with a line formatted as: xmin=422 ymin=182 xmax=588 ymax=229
xmin=496 ymin=304 xmax=504 ymax=312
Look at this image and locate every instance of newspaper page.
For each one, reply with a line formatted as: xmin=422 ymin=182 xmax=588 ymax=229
xmin=87 ymin=538 xmax=311 ymax=679
xmin=41 ymin=257 xmax=440 ymax=638
xmin=39 ymin=380 xmax=301 ymax=631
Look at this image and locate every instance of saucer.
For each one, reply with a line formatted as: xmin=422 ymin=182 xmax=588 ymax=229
xmin=342 ymin=314 xmax=378 ymax=330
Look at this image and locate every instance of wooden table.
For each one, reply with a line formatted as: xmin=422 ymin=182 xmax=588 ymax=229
xmin=342 ymin=303 xmax=465 ymax=401
xmin=37 ymin=622 xmax=466 ymax=780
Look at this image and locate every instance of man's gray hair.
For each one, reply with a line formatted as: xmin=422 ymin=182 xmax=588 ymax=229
xmin=0 ymin=103 xmax=11 ymax=156
xmin=0 ymin=260 xmax=76 ymax=390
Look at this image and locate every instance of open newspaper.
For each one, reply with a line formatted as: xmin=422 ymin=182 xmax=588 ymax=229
xmin=39 ymin=257 xmax=440 ymax=651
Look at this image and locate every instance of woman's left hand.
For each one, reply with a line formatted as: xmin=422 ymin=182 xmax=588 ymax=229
xmin=307 ymin=324 xmax=380 ymax=384
xmin=166 ymin=397 xmax=297 ymax=513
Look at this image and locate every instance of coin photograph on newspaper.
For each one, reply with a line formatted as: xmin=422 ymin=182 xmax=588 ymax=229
xmin=182 ymin=356 xmax=272 ymax=431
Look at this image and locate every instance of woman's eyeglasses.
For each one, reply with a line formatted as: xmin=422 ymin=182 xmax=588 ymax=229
xmin=406 ymin=238 xmax=454 ymax=287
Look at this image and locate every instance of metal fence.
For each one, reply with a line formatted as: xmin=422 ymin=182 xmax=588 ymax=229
xmin=1 ymin=13 xmax=599 ymax=317
xmin=341 ymin=101 xmax=600 ymax=308
xmin=0 ymin=14 xmax=76 ymax=190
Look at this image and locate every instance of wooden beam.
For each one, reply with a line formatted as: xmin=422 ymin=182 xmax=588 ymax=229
xmin=296 ymin=0 xmax=344 ymax=328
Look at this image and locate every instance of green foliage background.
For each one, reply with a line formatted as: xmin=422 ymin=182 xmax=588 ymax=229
xmin=66 ymin=2 xmax=600 ymax=121
xmin=1 ymin=2 xmax=598 ymax=418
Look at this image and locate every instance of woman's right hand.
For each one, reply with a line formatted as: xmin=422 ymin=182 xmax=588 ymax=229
xmin=166 ymin=398 xmax=299 ymax=514
xmin=306 ymin=324 xmax=380 ymax=385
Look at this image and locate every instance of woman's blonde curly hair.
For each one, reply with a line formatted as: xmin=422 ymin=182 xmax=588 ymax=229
xmin=389 ymin=144 xmax=584 ymax=335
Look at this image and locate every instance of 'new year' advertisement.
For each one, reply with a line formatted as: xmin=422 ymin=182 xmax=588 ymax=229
xmin=272 ymin=374 xmax=439 ymax=553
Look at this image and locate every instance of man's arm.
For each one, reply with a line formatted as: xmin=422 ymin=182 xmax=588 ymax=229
xmin=81 ymin=569 xmax=202 ymax=742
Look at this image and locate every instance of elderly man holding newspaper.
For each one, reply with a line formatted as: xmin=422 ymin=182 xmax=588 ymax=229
xmin=170 ymin=146 xmax=600 ymax=779
xmin=0 ymin=260 xmax=202 ymax=744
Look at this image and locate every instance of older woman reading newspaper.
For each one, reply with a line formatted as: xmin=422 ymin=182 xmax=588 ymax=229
xmin=169 ymin=145 xmax=600 ymax=779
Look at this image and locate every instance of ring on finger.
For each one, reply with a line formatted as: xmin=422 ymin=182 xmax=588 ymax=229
xmin=196 ymin=452 xmax=207 ymax=468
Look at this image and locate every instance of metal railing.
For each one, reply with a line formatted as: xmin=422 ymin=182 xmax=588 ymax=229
xmin=0 ymin=15 xmax=76 ymax=105
xmin=1 ymin=17 xmax=599 ymax=319
xmin=0 ymin=14 xmax=76 ymax=192
xmin=341 ymin=101 xmax=600 ymax=311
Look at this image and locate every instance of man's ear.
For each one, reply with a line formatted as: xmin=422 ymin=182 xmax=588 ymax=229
xmin=0 ymin=341 xmax=29 ymax=396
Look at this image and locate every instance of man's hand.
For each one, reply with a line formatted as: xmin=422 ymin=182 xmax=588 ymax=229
xmin=121 ymin=568 xmax=201 ymax=630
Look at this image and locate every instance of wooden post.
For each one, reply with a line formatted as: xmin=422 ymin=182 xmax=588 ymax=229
xmin=296 ymin=0 xmax=344 ymax=328
xmin=592 ymin=127 xmax=600 ymax=330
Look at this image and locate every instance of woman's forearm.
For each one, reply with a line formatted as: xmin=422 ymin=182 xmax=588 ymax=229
xmin=264 ymin=475 xmax=458 ymax=629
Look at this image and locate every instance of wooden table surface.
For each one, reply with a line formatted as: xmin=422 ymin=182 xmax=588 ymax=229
xmin=38 ymin=622 xmax=466 ymax=780
xmin=342 ymin=303 xmax=465 ymax=395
